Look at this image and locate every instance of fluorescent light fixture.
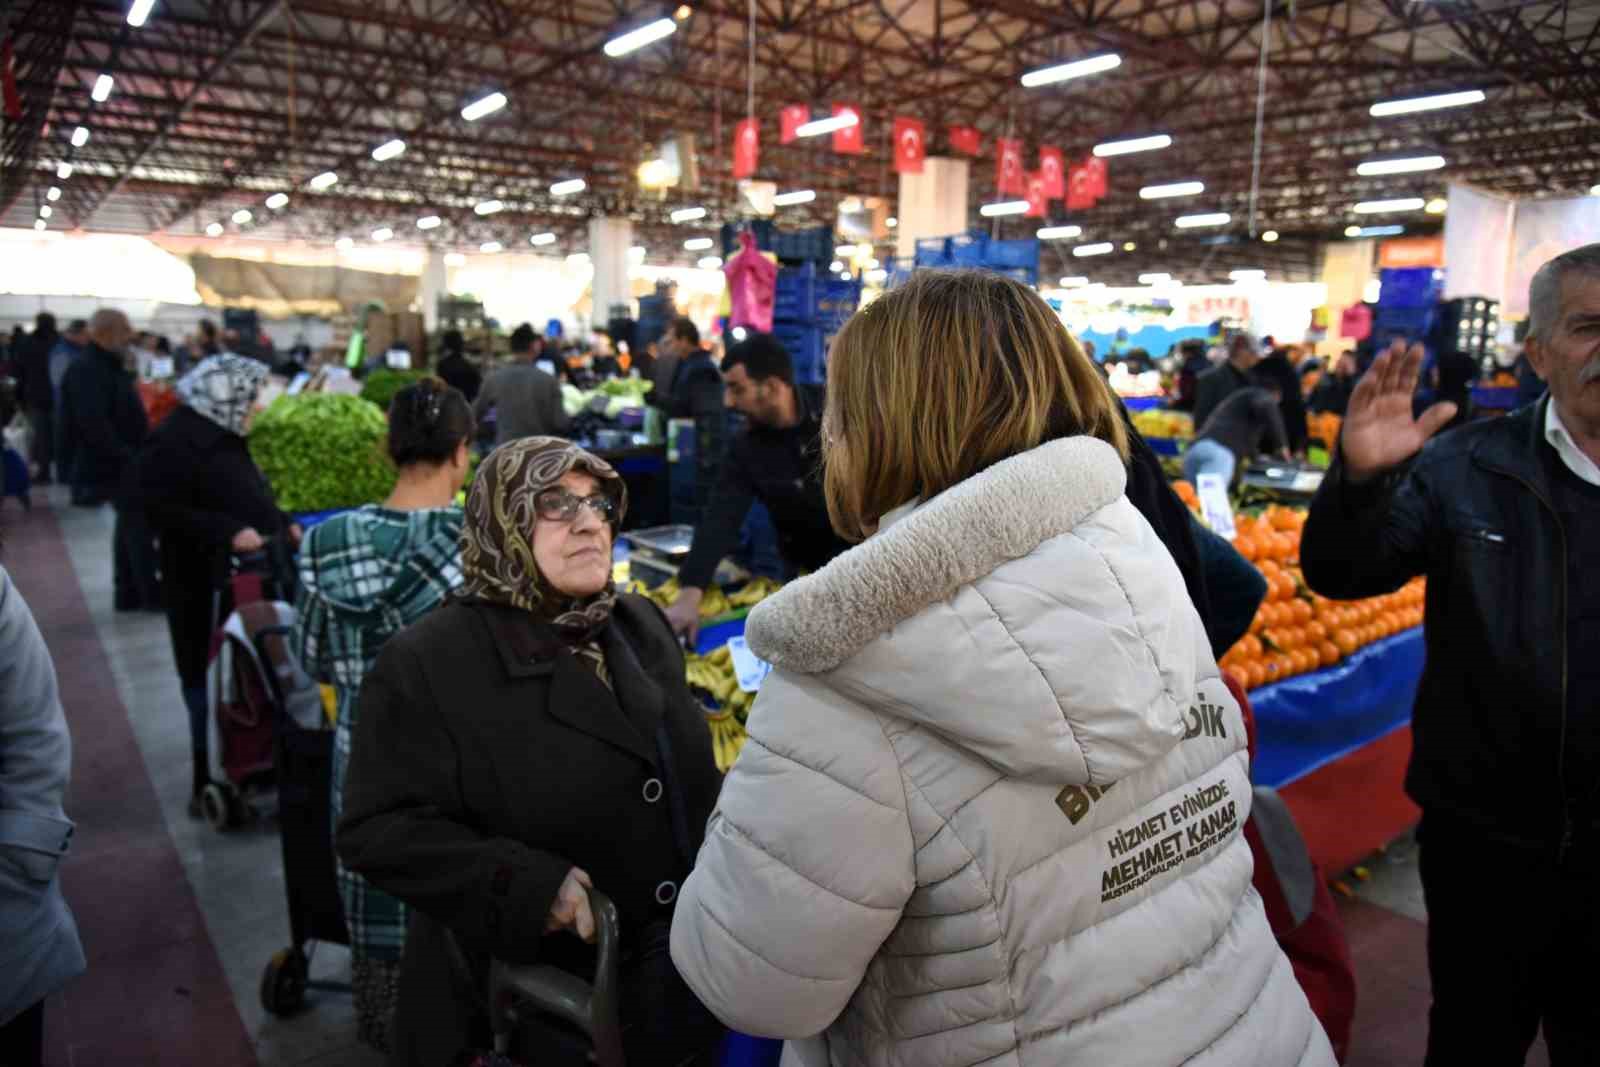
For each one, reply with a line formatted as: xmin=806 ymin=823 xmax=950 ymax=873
xmin=444 ymin=252 xmax=466 ymax=266
xmin=670 ymin=206 xmax=707 ymax=223
xmin=92 ymin=74 xmax=114 ymax=102
xmin=371 ymin=138 xmax=407 ymax=162
xmin=1140 ymin=180 xmax=1204 ymax=199
xmin=1356 ymin=224 xmax=1405 ymax=237
xmin=773 ymin=189 xmax=815 ymax=206
xmin=1230 ymin=269 xmax=1266 ymax=282
xmin=795 ymin=113 xmax=858 ymax=138
xmin=834 ymin=244 xmax=858 ymax=256
xmin=1074 ymin=242 xmax=1114 ymax=257
xmin=1059 ymin=276 xmax=1089 ymax=287
xmin=1356 ymin=155 xmax=1445 ymax=177
xmin=1370 ymin=89 xmax=1484 ymax=118
xmin=231 ymin=208 xmax=252 ymax=224
xmin=886 ymin=217 xmax=897 ymax=228
xmin=530 ymin=232 xmax=557 ymax=246
xmin=1344 ymin=225 xmax=1362 ymax=238
xmin=480 ymin=241 xmax=503 ymax=254
xmin=697 ymin=255 xmax=724 ymax=270
xmin=1353 ymin=197 xmax=1424 ymax=214
xmin=1124 ymin=242 xmax=1137 ymax=251
xmin=1094 ymin=134 xmax=1171 ymax=157
xmin=829 ymin=260 xmax=845 ymax=272
xmin=56 ymin=162 xmax=73 ymax=179
xmin=604 ymin=17 xmax=677 ymax=58
xmin=1175 ymin=212 xmax=1231 ymax=228
xmin=205 ymin=222 xmax=224 ymax=237
xmin=1021 ymin=53 xmax=1122 ymax=88
xmin=567 ymin=252 xmax=591 ymax=265
xmin=1138 ymin=273 xmax=1171 ymax=285
xmin=550 ymin=179 xmax=586 ymax=197
xmin=127 ymin=0 xmax=156 ymax=27
xmin=371 ymin=226 xmax=394 ymax=242
xmin=461 ymin=91 xmax=507 ymax=122
xmin=674 ymin=5 xmax=692 ymax=20
xmin=265 ymin=192 xmax=289 ymax=210
xmin=1425 ymin=198 xmax=1448 ymax=215
xmin=70 ymin=126 xmax=90 ymax=147
xmin=1037 ymin=225 xmax=1083 ymax=239
xmin=38 ymin=205 xmax=52 ymax=219
xmin=416 ymin=215 xmax=442 ymax=230
xmin=864 ymin=268 xmax=889 ymax=283
xmin=1590 ymin=184 xmax=1600 ymax=197
xmin=1261 ymin=230 xmax=1279 ymax=242
xmin=46 ymin=187 xmax=61 ymax=202
xmin=33 ymin=219 xmax=46 ymax=232
xmin=629 ymin=246 xmax=647 ymax=262
xmin=309 ymin=171 xmax=338 ymax=190
xmin=474 ymin=199 xmax=504 ymax=216
xmin=684 ymin=237 xmax=714 ymax=251
xmin=980 ymin=200 xmax=1029 ymax=217
xmin=334 ymin=236 xmax=354 ymax=250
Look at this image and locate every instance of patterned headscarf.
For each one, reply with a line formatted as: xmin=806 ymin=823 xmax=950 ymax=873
xmin=458 ymin=436 xmax=629 ymax=643
xmin=177 ymin=354 xmax=270 ymax=436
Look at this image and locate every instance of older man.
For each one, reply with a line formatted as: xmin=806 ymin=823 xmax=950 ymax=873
xmin=1300 ymin=243 xmax=1600 ymax=1065
xmin=1192 ymin=331 xmax=1262 ymax=431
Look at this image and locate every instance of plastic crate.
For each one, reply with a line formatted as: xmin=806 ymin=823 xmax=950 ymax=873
xmin=1377 ymin=267 xmax=1444 ymax=309
xmin=1373 ymin=304 xmax=1436 ymax=336
xmin=772 ymin=263 xmax=819 ymax=322
xmin=771 ymin=225 xmax=834 ymax=264
xmin=720 ymin=220 xmax=776 ymax=258
xmin=772 ymin=323 xmax=826 ymax=384
xmin=983 ymin=238 xmax=1041 ymax=272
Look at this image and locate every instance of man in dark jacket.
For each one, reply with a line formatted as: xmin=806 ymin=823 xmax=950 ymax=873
xmin=1308 ymin=351 xmax=1359 ymax=415
xmin=472 ymin=324 xmax=568 ymax=446
xmin=16 ymin=312 xmax=59 ymax=484
xmin=1300 ymin=243 xmax=1600 ymax=1066
xmin=59 ymin=310 xmax=161 ymax=611
xmin=1183 ymin=384 xmax=1291 ymax=487
xmin=1192 ymin=332 xmax=1261 ymax=431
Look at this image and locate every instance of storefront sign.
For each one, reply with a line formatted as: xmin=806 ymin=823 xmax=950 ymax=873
xmin=1183 ymin=293 xmax=1252 ymax=325
xmin=1378 ymin=236 xmax=1444 ymax=268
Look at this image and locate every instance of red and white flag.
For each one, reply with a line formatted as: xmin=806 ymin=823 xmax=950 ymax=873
xmin=1038 ymin=146 xmax=1065 ymax=199
xmin=1066 ymin=162 xmax=1095 ymax=211
xmin=832 ymin=103 xmax=864 ymax=154
xmin=1086 ymin=155 xmax=1109 ymax=199
xmin=893 ymin=117 xmax=926 ymax=174
xmin=996 ymin=138 xmax=1026 ymax=196
xmin=948 ymin=125 xmax=981 ymax=156
xmin=1025 ymin=172 xmax=1048 ymax=218
xmin=779 ymin=104 xmax=809 ymax=145
xmin=732 ymin=117 xmax=760 ymax=179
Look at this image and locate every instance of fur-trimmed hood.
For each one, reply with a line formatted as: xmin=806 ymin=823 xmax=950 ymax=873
xmin=745 ymin=436 xmax=1208 ymax=784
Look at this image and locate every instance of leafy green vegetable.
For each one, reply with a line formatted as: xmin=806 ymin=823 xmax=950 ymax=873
xmin=248 ymin=394 xmax=396 ymax=513
xmin=359 ymin=369 xmax=428 ymax=414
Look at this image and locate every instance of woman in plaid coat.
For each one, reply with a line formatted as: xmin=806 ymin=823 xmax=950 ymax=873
xmin=293 ymin=379 xmax=474 ymax=1051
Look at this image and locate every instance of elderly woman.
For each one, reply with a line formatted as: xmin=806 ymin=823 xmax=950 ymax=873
xmin=293 ymin=379 xmax=474 ymax=1052
xmin=140 ymin=354 xmax=297 ymax=814
xmin=337 ymin=437 xmax=724 ymax=1066
xmin=669 ymin=270 xmax=1335 ymax=1066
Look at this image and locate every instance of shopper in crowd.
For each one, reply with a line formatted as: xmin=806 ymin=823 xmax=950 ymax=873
xmin=1184 ymin=382 xmax=1292 ymax=486
xmin=141 ymin=354 xmax=298 ymax=815
xmin=1308 ymin=350 xmax=1360 ymax=416
xmin=663 ymin=333 xmax=851 ymax=640
xmin=338 ymin=437 xmax=724 ymax=1067
xmin=47 ymin=321 xmax=88 ymax=487
xmin=1301 ymin=242 xmax=1600 ymax=1066
xmin=1169 ymin=337 xmax=1211 ymax=412
xmin=434 ymin=328 xmax=482 ymax=403
xmin=0 ymin=547 xmax=87 ymax=1067
xmin=15 ymin=313 xmax=59 ymax=484
xmin=473 ymin=323 xmax=567 ymax=447
xmin=58 ymin=310 xmax=162 ymax=609
xmin=293 ymin=379 xmax=473 ymax=1053
xmin=1193 ymin=330 xmax=1262 ymax=430
xmin=670 ymin=269 xmax=1334 ymax=1066
xmin=1255 ymin=346 xmax=1309 ymax=454
xmin=657 ymin=317 xmax=722 ymax=419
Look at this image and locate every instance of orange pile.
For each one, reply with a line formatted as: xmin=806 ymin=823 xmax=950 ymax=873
xmin=1307 ymin=412 xmax=1342 ymax=448
xmin=1219 ymin=506 xmax=1427 ymax=690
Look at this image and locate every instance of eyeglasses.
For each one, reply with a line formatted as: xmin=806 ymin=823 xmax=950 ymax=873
xmin=534 ymin=488 xmax=618 ymax=525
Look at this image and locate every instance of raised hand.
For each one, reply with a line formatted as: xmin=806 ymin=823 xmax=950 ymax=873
xmin=545 ymin=867 xmax=596 ymax=943
xmin=1341 ymin=343 xmax=1458 ymax=483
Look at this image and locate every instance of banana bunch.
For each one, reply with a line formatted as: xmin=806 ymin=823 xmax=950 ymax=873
xmin=698 ymin=585 xmax=732 ymax=619
xmin=727 ymin=576 xmax=782 ymax=608
xmin=686 ymin=648 xmax=738 ymax=704
xmin=706 ymin=709 xmax=748 ymax=772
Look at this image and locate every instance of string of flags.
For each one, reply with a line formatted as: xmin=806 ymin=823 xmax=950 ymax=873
xmin=732 ymin=105 xmax=1109 ymax=218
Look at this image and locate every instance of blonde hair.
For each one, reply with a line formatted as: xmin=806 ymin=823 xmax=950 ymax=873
xmin=824 ymin=269 xmax=1129 ymax=541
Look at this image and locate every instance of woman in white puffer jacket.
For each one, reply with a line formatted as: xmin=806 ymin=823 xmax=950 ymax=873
xmin=670 ymin=269 xmax=1335 ymax=1067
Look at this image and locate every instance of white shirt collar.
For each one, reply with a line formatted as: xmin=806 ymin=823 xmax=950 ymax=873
xmin=1544 ymin=399 xmax=1600 ymax=488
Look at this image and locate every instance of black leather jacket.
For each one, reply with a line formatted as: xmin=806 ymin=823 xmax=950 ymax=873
xmin=1301 ymin=399 xmax=1585 ymax=860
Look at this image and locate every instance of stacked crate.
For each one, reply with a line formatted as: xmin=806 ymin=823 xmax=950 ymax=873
xmin=771 ymin=262 xmax=862 ymax=385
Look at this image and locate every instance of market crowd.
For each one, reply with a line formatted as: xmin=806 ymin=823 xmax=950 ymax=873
xmin=1 ymin=242 xmax=1597 ymax=1067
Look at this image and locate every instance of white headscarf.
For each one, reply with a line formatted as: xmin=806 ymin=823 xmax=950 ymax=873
xmin=176 ymin=354 xmax=269 ymax=436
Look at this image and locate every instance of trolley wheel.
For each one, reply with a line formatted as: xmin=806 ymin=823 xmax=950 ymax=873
xmin=260 ymin=947 xmax=309 ymax=1016
xmin=201 ymin=783 xmax=236 ymax=831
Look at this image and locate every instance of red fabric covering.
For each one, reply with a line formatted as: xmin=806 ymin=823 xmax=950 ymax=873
xmin=1280 ymin=727 xmax=1420 ymax=875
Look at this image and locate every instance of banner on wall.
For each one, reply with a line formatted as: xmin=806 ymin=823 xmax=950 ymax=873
xmin=1378 ymin=237 xmax=1444 ymax=268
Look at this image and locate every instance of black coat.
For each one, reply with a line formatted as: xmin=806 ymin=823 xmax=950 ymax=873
xmin=338 ymin=595 xmax=723 ymax=1066
xmin=435 ymin=353 xmax=483 ymax=403
xmin=58 ymin=344 xmax=148 ymax=499
xmin=1301 ymin=399 xmax=1587 ymax=858
xmin=1192 ymin=361 xmax=1253 ymax=433
xmin=140 ymin=406 xmax=289 ymax=685
xmin=16 ymin=330 xmax=58 ymax=410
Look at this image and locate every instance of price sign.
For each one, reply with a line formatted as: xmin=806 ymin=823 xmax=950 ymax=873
xmin=385 ymin=348 xmax=412 ymax=369
xmin=1196 ymin=473 xmax=1237 ymax=540
xmin=150 ymin=356 xmax=175 ymax=379
xmin=726 ymin=636 xmax=772 ymax=694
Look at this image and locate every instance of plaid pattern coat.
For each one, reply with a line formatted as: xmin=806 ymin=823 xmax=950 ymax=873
xmin=292 ymin=504 xmax=464 ymax=961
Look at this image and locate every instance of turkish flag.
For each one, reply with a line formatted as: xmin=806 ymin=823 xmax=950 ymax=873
xmin=1066 ymin=162 xmax=1095 ymax=211
xmin=948 ymin=125 xmax=981 ymax=156
xmin=893 ymin=117 xmax=926 ymax=174
xmin=1039 ymin=146 xmax=1065 ymax=199
xmin=1025 ymin=172 xmax=1048 ymax=218
xmin=832 ymin=103 xmax=864 ymax=154
xmin=996 ymin=138 xmax=1025 ymax=195
xmin=779 ymin=104 xmax=809 ymax=145
xmin=1086 ymin=155 xmax=1109 ymax=199
xmin=732 ymin=118 xmax=759 ymax=180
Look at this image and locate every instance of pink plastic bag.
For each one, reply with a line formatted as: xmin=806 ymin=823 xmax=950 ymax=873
xmin=724 ymin=231 xmax=778 ymax=333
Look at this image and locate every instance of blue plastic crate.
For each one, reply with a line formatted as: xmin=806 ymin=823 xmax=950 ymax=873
xmin=772 ymin=323 xmax=826 ymax=384
xmin=720 ymin=219 xmax=776 ymax=258
xmin=772 ymin=225 xmax=833 ymax=264
xmin=772 ymin=263 xmax=819 ymax=322
xmin=1373 ymin=304 xmax=1436 ymax=338
xmin=983 ymin=238 xmax=1041 ymax=272
xmin=1377 ymin=267 xmax=1444 ymax=309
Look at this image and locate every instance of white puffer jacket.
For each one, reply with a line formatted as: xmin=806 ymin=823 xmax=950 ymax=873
xmin=670 ymin=437 xmax=1335 ymax=1067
